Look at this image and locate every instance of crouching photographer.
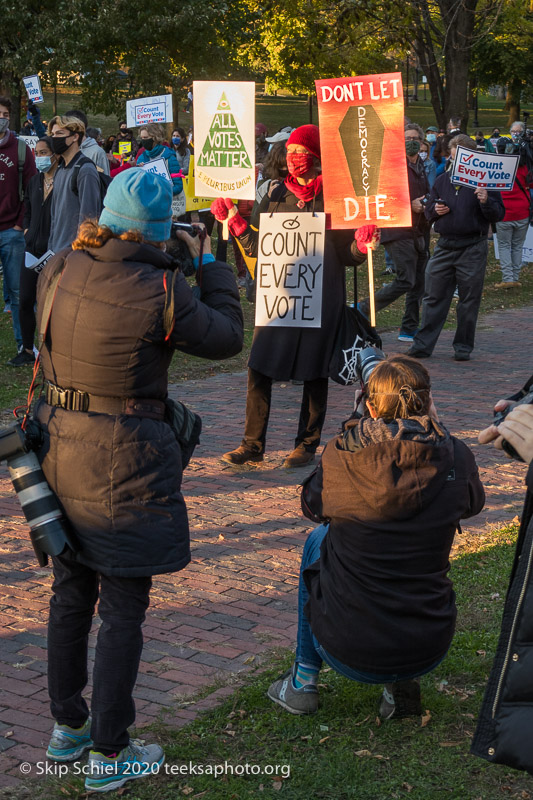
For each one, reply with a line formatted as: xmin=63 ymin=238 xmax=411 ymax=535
xmin=31 ymin=168 xmax=243 ymax=792
xmin=267 ymin=354 xmax=484 ymax=719
xmin=472 ymin=377 xmax=533 ymax=775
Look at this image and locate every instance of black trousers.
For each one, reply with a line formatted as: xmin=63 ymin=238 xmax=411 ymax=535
xmin=19 ymin=262 xmax=39 ymax=351
xmin=48 ymin=551 xmax=152 ymax=751
xmin=360 ymin=236 xmax=428 ymax=334
xmin=242 ymin=368 xmax=328 ymax=453
xmin=412 ymin=238 xmax=488 ymax=356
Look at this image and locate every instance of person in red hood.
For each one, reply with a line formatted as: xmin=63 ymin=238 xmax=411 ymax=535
xmin=268 ymin=354 xmax=484 ymax=718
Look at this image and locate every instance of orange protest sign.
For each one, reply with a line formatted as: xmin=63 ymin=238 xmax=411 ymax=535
xmin=316 ymin=73 xmax=411 ymax=229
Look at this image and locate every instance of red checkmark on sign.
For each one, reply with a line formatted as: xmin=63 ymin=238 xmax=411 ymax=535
xmin=461 ymin=153 xmax=474 ymax=163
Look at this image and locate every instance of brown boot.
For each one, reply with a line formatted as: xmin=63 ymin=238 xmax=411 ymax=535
xmin=283 ymin=447 xmax=315 ymax=469
xmin=221 ymin=445 xmax=263 ymax=465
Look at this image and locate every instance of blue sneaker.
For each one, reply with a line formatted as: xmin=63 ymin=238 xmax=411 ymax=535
xmin=46 ymin=718 xmax=93 ymax=762
xmin=397 ymin=331 xmax=416 ymax=342
xmin=85 ymin=739 xmax=165 ymax=792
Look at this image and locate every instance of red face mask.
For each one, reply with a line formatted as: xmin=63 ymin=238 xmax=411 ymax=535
xmin=286 ymin=152 xmax=314 ymax=177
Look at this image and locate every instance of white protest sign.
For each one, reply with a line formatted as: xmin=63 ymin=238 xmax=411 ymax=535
xmin=20 ymin=136 xmax=39 ymax=153
xmin=140 ymin=157 xmax=172 ymax=182
xmin=255 ymin=212 xmax=325 ymax=328
xmin=193 ymin=81 xmax=255 ymax=200
xmin=126 ymin=94 xmax=173 ymax=128
xmin=451 ymin=146 xmax=519 ymax=192
xmin=25 ymin=250 xmax=55 ymax=273
xmin=23 ymin=74 xmax=44 ymax=104
xmin=494 ymin=229 xmax=533 ymax=265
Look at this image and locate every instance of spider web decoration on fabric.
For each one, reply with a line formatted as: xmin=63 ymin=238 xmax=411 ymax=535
xmin=339 ymin=334 xmax=364 ymax=385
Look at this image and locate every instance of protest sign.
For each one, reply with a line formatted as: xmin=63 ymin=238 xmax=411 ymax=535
xmin=118 ymin=141 xmax=132 ymax=156
xmin=126 ymin=94 xmax=172 ymax=128
xmin=20 ymin=136 xmax=39 ymax=154
xmin=23 ymin=74 xmax=43 ymax=104
xmin=183 ymin=156 xmax=215 ymax=212
xmin=451 ymin=146 xmax=519 ymax=191
xmin=140 ymin=157 xmax=171 ymax=182
xmin=193 ymin=81 xmax=255 ymax=200
xmin=25 ymin=250 xmax=55 ymax=274
xmin=315 ymin=73 xmax=410 ymax=229
xmin=255 ymin=212 xmax=325 ymax=328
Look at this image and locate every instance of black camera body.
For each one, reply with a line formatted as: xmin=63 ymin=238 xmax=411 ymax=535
xmin=493 ymin=379 xmax=533 ymax=462
xmin=0 ymin=422 xmax=77 ymax=565
xmin=167 ymin=222 xmax=199 ymax=277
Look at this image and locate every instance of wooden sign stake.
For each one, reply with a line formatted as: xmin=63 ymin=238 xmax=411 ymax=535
xmin=367 ymin=245 xmax=376 ymax=328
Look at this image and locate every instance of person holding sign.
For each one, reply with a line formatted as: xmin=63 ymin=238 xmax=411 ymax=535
xmin=136 ymin=124 xmax=183 ymax=196
xmin=212 ymin=124 xmax=377 ymax=469
xmin=408 ymin=135 xmax=505 ymax=362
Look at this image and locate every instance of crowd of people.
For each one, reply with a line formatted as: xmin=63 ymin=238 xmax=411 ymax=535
xmin=0 ymin=93 xmax=532 ymax=792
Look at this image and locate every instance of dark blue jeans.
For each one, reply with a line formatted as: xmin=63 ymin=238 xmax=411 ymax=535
xmin=48 ymin=551 xmax=152 ymax=751
xmin=296 ymin=525 xmax=444 ymax=683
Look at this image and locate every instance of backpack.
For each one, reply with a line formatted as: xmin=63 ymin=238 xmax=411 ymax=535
xmin=16 ymin=137 xmax=27 ymax=202
xmin=70 ymin=154 xmax=112 ymax=203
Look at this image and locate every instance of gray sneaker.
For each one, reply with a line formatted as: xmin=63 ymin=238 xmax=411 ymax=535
xmin=379 ymin=679 xmax=422 ymax=719
xmin=267 ymin=665 xmax=318 ymax=714
xmin=85 ymin=739 xmax=165 ymax=792
xmin=46 ymin=718 xmax=93 ymax=762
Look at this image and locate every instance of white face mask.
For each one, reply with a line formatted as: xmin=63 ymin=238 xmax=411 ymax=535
xmin=419 ymin=151 xmax=428 ymax=161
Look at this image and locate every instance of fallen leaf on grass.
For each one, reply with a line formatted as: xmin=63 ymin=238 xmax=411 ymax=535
xmin=225 ymin=730 xmax=236 ymax=737
xmin=4 ymin=730 xmax=13 ymax=738
xmin=374 ymin=716 xmax=382 ymax=727
xmin=476 ymin=650 xmax=486 ymax=658
xmin=439 ymin=741 xmax=462 ymax=747
xmin=354 ymin=715 xmax=370 ymax=726
xmin=217 ymin=534 xmax=225 ymax=541
xmin=272 ymin=780 xmax=283 ymax=791
xmin=300 ymin=735 xmax=312 ymax=741
xmin=355 ymin=749 xmax=373 ymax=757
xmin=421 ymin=710 xmax=432 ymax=727
xmin=318 ymin=736 xmax=330 ymax=744
xmin=243 ymin=655 xmax=255 ymax=665
xmin=402 ymin=783 xmax=413 ymax=793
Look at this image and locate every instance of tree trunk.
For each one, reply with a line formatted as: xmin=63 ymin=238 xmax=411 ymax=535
xmin=441 ymin=0 xmax=477 ymax=131
xmin=505 ymin=80 xmax=521 ymax=127
xmin=308 ymin=94 xmax=313 ymax=124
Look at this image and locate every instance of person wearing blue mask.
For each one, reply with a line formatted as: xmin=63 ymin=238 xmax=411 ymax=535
xmin=136 ymin=124 xmax=183 ymax=194
xmin=425 ymin=126 xmax=438 ymax=159
xmin=169 ymin=126 xmax=190 ymax=175
xmin=9 ymin=136 xmax=58 ymax=366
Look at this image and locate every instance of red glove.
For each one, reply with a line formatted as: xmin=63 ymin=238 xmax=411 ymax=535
xmin=228 ymin=213 xmax=248 ymax=238
xmin=210 ymin=197 xmax=234 ymax=221
xmin=355 ymin=224 xmax=380 ymax=254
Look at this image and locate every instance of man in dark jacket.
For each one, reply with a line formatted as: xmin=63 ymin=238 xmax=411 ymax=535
xmin=472 ymin=384 xmax=533 ymax=774
xmin=408 ymin=134 xmax=505 ymax=361
xmin=35 ymin=169 xmax=243 ymax=792
xmin=358 ymin=123 xmax=429 ymax=343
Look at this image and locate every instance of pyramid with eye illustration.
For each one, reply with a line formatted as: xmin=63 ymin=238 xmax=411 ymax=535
xmin=197 ymin=92 xmax=252 ymax=169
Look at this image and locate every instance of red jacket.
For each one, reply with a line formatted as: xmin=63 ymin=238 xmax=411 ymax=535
xmin=502 ymin=165 xmax=532 ymax=221
xmin=0 ymin=132 xmax=37 ymax=230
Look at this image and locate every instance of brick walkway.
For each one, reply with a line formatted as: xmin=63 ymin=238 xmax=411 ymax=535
xmin=0 ymin=305 xmax=531 ymax=787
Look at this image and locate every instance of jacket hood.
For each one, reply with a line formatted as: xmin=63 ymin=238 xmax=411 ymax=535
xmin=334 ymin=416 xmax=455 ymax=521
xmin=84 ymin=238 xmax=173 ymax=270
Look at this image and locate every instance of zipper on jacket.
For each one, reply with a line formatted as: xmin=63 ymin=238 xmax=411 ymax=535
xmin=492 ymin=539 xmax=533 ymax=718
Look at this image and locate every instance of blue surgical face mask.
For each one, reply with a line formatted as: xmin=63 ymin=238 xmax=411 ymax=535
xmin=36 ymin=155 xmax=53 ymax=172
xmin=172 ymin=136 xmax=181 ymax=145
xmin=426 ymin=133 xmax=436 ymax=143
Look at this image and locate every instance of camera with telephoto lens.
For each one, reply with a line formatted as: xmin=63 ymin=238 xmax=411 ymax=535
xmin=167 ymin=222 xmax=200 ymax=277
xmin=493 ymin=384 xmax=533 ymax=463
xmin=356 ymin=345 xmax=387 ymax=387
xmin=0 ymin=422 xmax=77 ymax=566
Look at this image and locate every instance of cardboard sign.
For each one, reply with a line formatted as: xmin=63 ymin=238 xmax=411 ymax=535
xmin=23 ymin=74 xmax=44 ymax=104
xmin=255 ymin=212 xmax=325 ymax=328
xmin=193 ymin=81 xmax=255 ymax=199
xmin=126 ymin=94 xmax=173 ymax=128
xmin=316 ymin=73 xmax=410 ymax=229
xmin=20 ymin=136 xmax=39 ymax=153
xmin=25 ymin=250 xmax=55 ymax=273
xmin=183 ymin=156 xmax=214 ymax=212
xmin=451 ymin=146 xmax=520 ymax=191
xmin=118 ymin=141 xmax=132 ymax=155
xmin=140 ymin=157 xmax=172 ymax=182
xmin=172 ymin=193 xmax=186 ymax=218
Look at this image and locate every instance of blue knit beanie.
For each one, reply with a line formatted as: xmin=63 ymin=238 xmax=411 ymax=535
xmin=99 ymin=168 xmax=172 ymax=242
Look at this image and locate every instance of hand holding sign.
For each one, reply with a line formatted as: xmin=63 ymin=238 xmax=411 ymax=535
xmin=354 ymin=224 xmax=380 ymax=253
xmin=475 ymin=187 xmax=488 ymax=204
xmin=210 ymin=197 xmax=236 ymax=221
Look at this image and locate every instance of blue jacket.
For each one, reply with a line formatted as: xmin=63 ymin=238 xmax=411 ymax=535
xmin=136 ymin=144 xmax=183 ymax=195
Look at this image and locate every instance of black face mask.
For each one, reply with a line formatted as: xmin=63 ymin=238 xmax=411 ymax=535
xmin=141 ymin=138 xmax=154 ymax=151
xmin=120 ymin=127 xmax=127 ymax=134
xmin=51 ymin=135 xmax=74 ymax=155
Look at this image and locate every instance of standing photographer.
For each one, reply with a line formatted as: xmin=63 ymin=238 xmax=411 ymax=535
xmin=472 ymin=383 xmax=533 ymax=775
xmin=35 ymin=169 xmax=243 ymax=792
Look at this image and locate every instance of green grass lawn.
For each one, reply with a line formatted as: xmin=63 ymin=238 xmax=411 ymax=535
xmin=20 ymin=523 xmax=533 ymax=800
